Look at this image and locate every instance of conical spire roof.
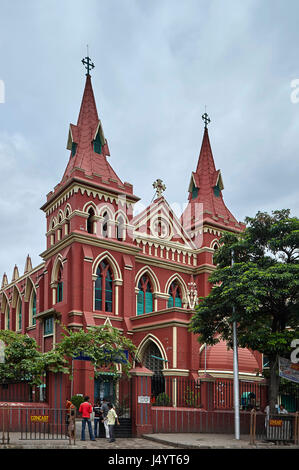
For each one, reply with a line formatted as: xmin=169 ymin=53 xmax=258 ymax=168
xmin=182 ymin=126 xmax=243 ymax=234
xmin=41 ymin=67 xmax=138 ymax=212
xmin=61 ymin=74 xmax=124 ymax=185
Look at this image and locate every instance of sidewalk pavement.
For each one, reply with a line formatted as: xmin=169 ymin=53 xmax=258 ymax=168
xmin=1 ymin=432 xmax=299 ymax=449
xmin=143 ymin=433 xmax=299 ymax=449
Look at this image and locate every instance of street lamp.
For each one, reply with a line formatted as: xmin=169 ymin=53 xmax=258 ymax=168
xmin=232 ymin=249 xmax=240 ymax=440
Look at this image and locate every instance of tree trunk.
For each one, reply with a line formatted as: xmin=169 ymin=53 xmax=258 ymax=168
xmin=269 ymin=355 xmax=279 ymax=414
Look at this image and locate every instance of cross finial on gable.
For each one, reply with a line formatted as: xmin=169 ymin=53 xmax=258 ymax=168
xmin=153 ymin=179 xmax=166 ymax=198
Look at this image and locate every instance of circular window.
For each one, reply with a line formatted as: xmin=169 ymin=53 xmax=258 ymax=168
xmin=151 ymin=217 xmax=171 ymax=240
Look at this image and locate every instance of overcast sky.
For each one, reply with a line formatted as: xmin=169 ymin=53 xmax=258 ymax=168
xmin=0 ymin=0 xmax=298 ymax=279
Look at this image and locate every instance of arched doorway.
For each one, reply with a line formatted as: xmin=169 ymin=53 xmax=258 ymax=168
xmin=142 ymin=341 xmax=165 ymax=399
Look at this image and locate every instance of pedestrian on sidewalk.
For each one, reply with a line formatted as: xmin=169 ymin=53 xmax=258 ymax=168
xmin=107 ymin=402 xmax=120 ymax=443
xmin=93 ymin=399 xmax=102 ymax=438
xmin=79 ymin=396 xmax=96 ymax=441
xmin=101 ymin=397 xmax=110 ymax=440
xmin=65 ymin=398 xmax=76 ymax=439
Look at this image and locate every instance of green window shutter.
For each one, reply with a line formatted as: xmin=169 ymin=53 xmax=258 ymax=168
xmin=175 ymin=297 xmax=182 ymax=308
xmin=44 ymin=317 xmax=53 ymax=335
xmin=213 ymin=184 xmax=220 ymax=197
xmin=105 ymin=271 xmax=113 ymax=313
xmin=71 ymin=142 xmax=77 ymax=157
xmin=57 ymin=282 xmax=63 ymax=303
xmin=95 ymin=273 xmax=102 ymax=311
xmin=145 ymin=291 xmax=153 ymax=313
xmin=168 ymin=296 xmax=174 ymax=308
xmin=93 ymin=133 xmax=102 ymax=154
xmin=192 ymin=184 xmax=198 ymax=200
xmin=18 ymin=302 xmax=22 ymax=330
xmin=137 ymin=291 xmax=144 ymax=315
xmin=32 ymin=293 xmax=36 ymax=326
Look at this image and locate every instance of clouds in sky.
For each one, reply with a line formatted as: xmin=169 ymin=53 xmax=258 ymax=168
xmin=0 ymin=0 xmax=298 ymax=278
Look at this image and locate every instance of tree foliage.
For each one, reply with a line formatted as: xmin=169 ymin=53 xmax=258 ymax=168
xmin=54 ymin=323 xmax=137 ymax=377
xmin=0 ymin=323 xmax=137 ymax=385
xmin=190 ymin=209 xmax=299 ymax=410
xmin=0 ymin=330 xmax=45 ymax=385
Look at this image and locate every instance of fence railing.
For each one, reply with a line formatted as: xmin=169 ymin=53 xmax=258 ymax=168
xmin=214 ymin=379 xmax=268 ymax=411
xmin=151 ymin=376 xmax=268 ymax=410
xmin=279 ymin=382 xmax=299 ymax=413
xmin=151 ymin=376 xmax=201 ymax=408
xmin=0 ymin=405 xmax=76 ymax=444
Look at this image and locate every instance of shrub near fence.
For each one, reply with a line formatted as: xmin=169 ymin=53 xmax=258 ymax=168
xmin=214 ymin=379 xmax=267 ymax=411
xmin=151 ymin=376 xmax=267 ymax=410
xmin=152 ymin=376 xmax=201 ymax=408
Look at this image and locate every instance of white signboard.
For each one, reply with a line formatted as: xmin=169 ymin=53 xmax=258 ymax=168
xmin=279 ymin=357 xmax=299 ymax=384
xmin=138 ymin=396 xmax=151 ymax=404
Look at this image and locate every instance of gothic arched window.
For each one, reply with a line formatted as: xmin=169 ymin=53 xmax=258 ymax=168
xmin=5 ymin=304 xmax=10 ymax=330
xmin=30 ymin=290 xmax=37 ymax=326
xmin=56 ymin=266 xmax=63 ymax=303
xmin=17 ymin=297 xmax=22 ymax=331
xmin=95 ymin=260 xmax=113 ymax=313
xmin=102 ymin=211 xmax=109 ymax=238
xmin=116 ymin=216 xmax=125 ymax=241
xmin=167 ymin=281 xmax=182 ymax=308
xmin=137 ymin=275 xmax=153 ymax=315
xmin=87 ymin=208 xmax=95 ymax=234
xmin=143 ymin=341 xmax=165 ymax=398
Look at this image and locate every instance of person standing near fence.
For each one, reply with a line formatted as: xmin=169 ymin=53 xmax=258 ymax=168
xmin=66 ymin=398 xmax=76 ymax=439
xmin=93 ymin=399 xmax=102 ymax=438
xmin=278 ymin=404 xmax=288 ymax=414
xmin=101 ymin=397 xmax=110 ymax=440
xmin=107 ymin=402 xmax=120 ymax=443
xmin=79 ymin=396 xmax=96 ymax=441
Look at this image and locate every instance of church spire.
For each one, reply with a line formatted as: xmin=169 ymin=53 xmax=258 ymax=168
xmin=42 ymin=57 xmax=138 ymax=214
xmin=182 ymin=114 xmax=243 ymax=236
xmin=60 ymin=57 xmax=128 ymax=190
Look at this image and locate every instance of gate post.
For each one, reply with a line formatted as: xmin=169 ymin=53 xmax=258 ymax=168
xmin=199 ymin=373 xmax=215 ymax=410
xmin=129 ymin=366 xmax=154 ymax=437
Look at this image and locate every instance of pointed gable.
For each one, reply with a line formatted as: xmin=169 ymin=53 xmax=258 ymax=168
xmin=133 ymin=195 xmax=196 ymax=250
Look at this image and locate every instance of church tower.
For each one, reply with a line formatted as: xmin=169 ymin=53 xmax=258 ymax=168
xmin=39 ymin=57 xmax=140 ymax=342
xmin=181 ymin=112 xmax=245 ymax=298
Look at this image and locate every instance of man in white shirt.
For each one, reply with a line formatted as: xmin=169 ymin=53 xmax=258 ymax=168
xmin=107 ymin=402 xmax=120 ymax=443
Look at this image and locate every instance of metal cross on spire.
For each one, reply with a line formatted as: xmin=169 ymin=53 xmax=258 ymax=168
xmin=153 ymin=179 xmax=166 ymax=198
xmin=82 ymin=47 xmax=95 ymax=76
xmin=202 ymin=111 xmax=211 ymax=129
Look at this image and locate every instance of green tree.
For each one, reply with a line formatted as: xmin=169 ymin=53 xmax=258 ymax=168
xmin=54 ymin=323 xmax=137 ymax=377
xmin=190 ymin=209 xmax=299 ymax=413
xmin=0 ymin=330 xmax=45 ymax=385
xmin=0 ymin=323 xmax=137 ymax=386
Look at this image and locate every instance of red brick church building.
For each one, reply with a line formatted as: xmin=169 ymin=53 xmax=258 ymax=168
xmin=0 ymin=61 xmax=263 ymax=411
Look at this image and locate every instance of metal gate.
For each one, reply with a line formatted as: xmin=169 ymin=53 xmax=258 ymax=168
xmin=94 ymin=375 xmax=133 ymax=438
xmin=1 ymin=405 xmax=75 ymax=443
xmin=250 ymin=409 xmax=299 ymax=445
xmin=19 ymin=408 xmax=69 ymax=440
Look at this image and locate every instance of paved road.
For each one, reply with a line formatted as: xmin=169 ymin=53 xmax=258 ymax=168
xmin=0 ymin=434 xmax=178 ymax=449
